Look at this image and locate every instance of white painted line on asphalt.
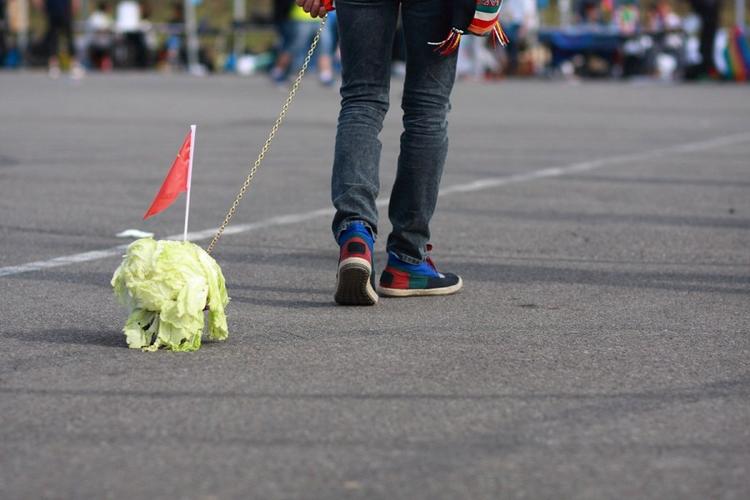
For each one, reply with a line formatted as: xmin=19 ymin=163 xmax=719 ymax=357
xmin=0 ymin=246 xmax=131 ymax=278
xmin=165 ymin=207 xmax=337 ymax=242
xmin=438 ymin=132 xmax=750 ymax=196
xmin=1 ymin=131 xmax=748 ymax=278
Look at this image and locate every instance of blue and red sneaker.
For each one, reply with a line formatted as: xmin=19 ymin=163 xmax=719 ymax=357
xmin=335 ymin=221 xmax=378 ymax=305
xmin=378 ymin=245 xmax=463 ymax=297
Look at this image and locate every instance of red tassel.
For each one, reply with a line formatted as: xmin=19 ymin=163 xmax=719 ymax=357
xmin=428 ymin=28 xmax=463 ymax=56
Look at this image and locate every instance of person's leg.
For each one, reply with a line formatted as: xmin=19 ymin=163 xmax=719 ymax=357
xmin=0 ymin=22 xmax=6 ymax=63
xmin=63 ymin=15 xmax=85 ymax=78
xmin=63 ymin=16 xmax=75 ymax=59
xmin=332 ymin=0 xmax=398 ymax=305
xmin=376 ymin=0 xmax=462 ymax=297
xmin=270 ymin=20 xmax=295 ymax=82
xmin=700 ymin=4 xmax=720 ymax=76
xmin=688 ymin=0 xmax=719 ymax=77
xmin=288 ymin=21 xmax=318 ymax=74
xmin=316 ymin=17 xmax=335 ymax=84
xmin=46 ymin=16 xmax=60 ymax=60
xmin=331 ymin=0 xmax=399 ymax=239
xmin=386 ymin=0 xmax=457 ymax=263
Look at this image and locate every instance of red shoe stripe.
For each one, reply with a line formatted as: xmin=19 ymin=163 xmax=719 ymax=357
xmin=383 ymin=267 xmax=411 ymax=289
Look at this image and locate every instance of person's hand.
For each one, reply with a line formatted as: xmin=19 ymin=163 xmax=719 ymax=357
xmin=296 ymin=0 xmax=328 ymax=18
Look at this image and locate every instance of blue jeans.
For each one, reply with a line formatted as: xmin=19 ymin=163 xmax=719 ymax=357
xmin=331 ymin=0 xmax=458 ymax=264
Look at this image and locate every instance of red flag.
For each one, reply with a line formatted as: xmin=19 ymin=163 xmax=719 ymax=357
xmin=143 ymin=131 xmax=192 ymax=220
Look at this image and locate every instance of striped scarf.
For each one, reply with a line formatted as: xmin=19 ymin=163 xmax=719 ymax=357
xmin=430 ymin=0 xmax=510 ymax=56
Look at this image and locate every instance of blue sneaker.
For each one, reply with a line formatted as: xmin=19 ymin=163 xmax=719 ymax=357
xmin=335 ymin=222 xmax=377 ymax=305
xmin=378 ymin=244 xmax=463 ymax=297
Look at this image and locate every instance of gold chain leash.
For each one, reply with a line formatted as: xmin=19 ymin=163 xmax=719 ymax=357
xmin=206 ymin=18 xmax=327 ymax=255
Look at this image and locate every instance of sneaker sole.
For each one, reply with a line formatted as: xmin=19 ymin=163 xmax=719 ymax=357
xmin=335 ymin=258 xmax=378 ymax=306
xmin=377 ymin=277 xmax=463 ymax=297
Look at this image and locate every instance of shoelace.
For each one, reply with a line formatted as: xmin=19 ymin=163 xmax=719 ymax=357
xmin=424 ymin=244 xmax=440 ymax=274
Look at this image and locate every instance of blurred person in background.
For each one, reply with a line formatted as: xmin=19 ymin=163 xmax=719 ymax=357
xmin=269 ymin=2 xmax=335 ymax=86
xmin=618 ymin=0 xmax=648 ymax=76
xmin=456 ymin=33 xmax=498 ymax=80
xmin=1 ymin=0 xmax=7 ymax=64
xmin=34 ymin=0 xmax=84 ymax=78
xmin=163 ymin=1 xmax=184 ymax=69
xmin=270 ymin=0 xmax=294 ymax=79
xmin=647 ymin=0 xmax=682 ymax=31
xmin=115 ymin=0 xmax=150 ymax=67
xmin=502 ymin=0 xmax=539 ymax=75
xmin=575 ymin=0 xmax=605 ymax=25
xmin=160 ymin=1 xmax=212 ymax=73
xmin=391 ymin=17 xmax=407 ymax=77
xmin=614 ymin=0 xmax=640 ymax=35
xmin=85 ymin=1 xmax=114 ymax=70
xmin=4 ymin=0 xmax=30 ymax=68
xmin=645 ymin=0 xmax=684 ymax=79
xmin=322 ymin=8 xmax=338 ymax=74
xmin=686 ymin=0 xmax=722 ymax=79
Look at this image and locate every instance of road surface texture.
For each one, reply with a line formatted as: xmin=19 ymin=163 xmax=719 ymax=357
xmin=1 ymin=72 xmax=749 ymax=500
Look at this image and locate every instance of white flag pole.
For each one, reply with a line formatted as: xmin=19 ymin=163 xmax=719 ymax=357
xmin=183 ymin=124 xmax=197 ymax=241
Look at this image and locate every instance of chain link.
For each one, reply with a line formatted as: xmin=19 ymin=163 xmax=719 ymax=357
xmin=206 ymin=18 xmax=327 ymax=255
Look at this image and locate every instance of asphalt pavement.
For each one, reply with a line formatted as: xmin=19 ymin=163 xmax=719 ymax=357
xmin=0 ymin=72 xmax=749 ymax=500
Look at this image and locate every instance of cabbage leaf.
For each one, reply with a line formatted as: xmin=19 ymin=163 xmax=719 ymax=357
xmin=111 ymin=238 xmax=229 ymax=352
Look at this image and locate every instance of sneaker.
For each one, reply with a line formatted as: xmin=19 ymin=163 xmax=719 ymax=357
xmin=269 ymin=66 xmax=287 ymax=86
xmin=48 ymin=64 xmax=61 ymax=79
xmin=334 ymin=221 xmax=378 ymax=305
xmin=319 ymin=69 xmax=335 ymax=86
xmin=378 ymin=245 xmax=463 ymax=297
xmin=70 ymin=62 xmax=86 ymax=80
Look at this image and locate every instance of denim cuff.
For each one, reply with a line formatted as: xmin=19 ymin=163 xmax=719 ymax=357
xmin=334 ymin=219 xmax=377 ymax=243
xmin=388 ymin=249 xmax=423 ymax=265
